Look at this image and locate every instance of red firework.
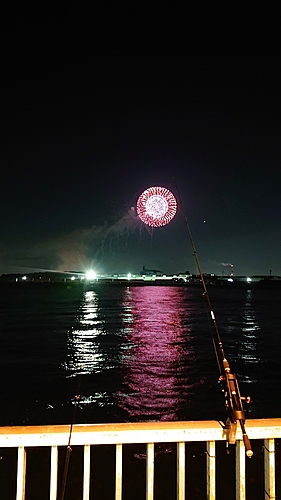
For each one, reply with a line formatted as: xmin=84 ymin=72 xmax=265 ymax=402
xmin=136 ymin=186 xmax=177 ymax=227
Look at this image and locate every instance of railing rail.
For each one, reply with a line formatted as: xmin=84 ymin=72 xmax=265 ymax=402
xmin=0 ymin=418 xmax=280 ymax=500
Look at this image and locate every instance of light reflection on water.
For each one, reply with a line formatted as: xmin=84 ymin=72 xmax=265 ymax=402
xmin=60 ymin=285 xmax=281 ymax=421
xmin=236 ymin=289 xmax=260 ymax=383
xmin=63 ymin=286 xmax=205 ymax=420
xmin=63 ymin=291 xmax=102 ymax=376
xmin=211 ymin=288 xmax=261 ymax=387
xmin=117 ymin=287 xmax=197 ymax=420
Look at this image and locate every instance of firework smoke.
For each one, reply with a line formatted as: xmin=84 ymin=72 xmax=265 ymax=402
xmin=0 ymin=208 xmax=142 ymax=275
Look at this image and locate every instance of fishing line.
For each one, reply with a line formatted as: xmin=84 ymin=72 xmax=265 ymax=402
xmin=174 ymin=179 xmax=253 ymax=457
xmin=59 ymin=378 xmax=82 ymax=500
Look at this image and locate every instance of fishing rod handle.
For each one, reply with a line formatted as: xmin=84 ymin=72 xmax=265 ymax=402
xmin=243 ymin=433 xmax=253 ymax=458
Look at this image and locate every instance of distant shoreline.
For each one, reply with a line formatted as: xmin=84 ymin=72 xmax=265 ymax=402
xmin=1 ymin=273 xmax=281 ymax=288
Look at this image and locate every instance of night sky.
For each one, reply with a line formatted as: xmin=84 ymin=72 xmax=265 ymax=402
xmin=1 ymin=5 xmax=281 ymax=277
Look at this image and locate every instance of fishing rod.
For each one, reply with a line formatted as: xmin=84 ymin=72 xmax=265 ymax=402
xmin=176 ymin=186 xmax=253 ymax=457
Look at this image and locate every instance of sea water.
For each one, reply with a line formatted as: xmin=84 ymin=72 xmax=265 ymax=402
xmin=0 ymin=282 xmax=280 ymax=426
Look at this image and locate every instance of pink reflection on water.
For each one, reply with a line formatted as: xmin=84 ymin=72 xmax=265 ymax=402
xmin=117 ymin=286 xmax=198 ymax=420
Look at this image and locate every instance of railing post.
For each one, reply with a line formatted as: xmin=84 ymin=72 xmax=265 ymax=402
xmin=206 ymin=441 xmax=216 ymax=500
xmin=146 ymin=443 xmax=154 ymax=500
xmin=50 ymin=445 xmax=58 ymax=500
xmin=236 ymin=440 xmax=246 ymax=500
xmin=177 ymin=441 xmax=185 ymax=500
xmin=83 ymin=444 xmax=91 ymax=500
xmin=115 ymin=444 xmax=122 ymax=500
xmin=264 ymin=438 xmax=275 ymax=499
xmin=16 ymin=446 xmax=26 ymax=500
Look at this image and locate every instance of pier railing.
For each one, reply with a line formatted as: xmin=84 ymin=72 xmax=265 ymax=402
xmin=0 ymin=418 xmax=280 ymax=500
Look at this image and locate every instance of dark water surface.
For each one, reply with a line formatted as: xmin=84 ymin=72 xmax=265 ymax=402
xmin=1 ymin=282 xmax=281 ymax=500
xmin=0 ymin=282 xmax=280 ymax=426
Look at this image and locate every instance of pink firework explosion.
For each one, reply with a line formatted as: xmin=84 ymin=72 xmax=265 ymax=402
xmin=136 ymin=186 xmax=177 ymax=227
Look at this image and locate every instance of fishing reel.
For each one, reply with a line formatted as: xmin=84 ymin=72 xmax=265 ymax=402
xmin=218 ymin=374 xmax=253 ymax=456
xmin=218 ymin=374 xmax=251 ymax=411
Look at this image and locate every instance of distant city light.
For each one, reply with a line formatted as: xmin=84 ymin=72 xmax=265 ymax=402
xmin=86 ymin=270 xmax=96 ymax=280
xmin=247 ymin=277 xmax=252 ymax=283
xmin=71 ymin=276 xmax=75 ymax=281
xmin=136 ymin=186 xmax=177 ymax=227
xmin=127 ymin=273 xmax=132 ymax=280
xmin=22 ymin=276 xmax=27 ymax=281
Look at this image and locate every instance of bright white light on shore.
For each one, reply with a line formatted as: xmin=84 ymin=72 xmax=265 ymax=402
xmin=86 ymin=270 xmax=96 ymax=280
xmin=247 ymin=277 xmax=252 ymax=283
xmin=127 ymin=273 xmax=132 ymax=280
xmin=71 ymin=276 xmax=75 ymax=281
xmin=22 ymin=276 xmax=27 ymax=281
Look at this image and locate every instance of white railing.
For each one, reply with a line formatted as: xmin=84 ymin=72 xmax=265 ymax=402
xmin=0 ymin=418 xmax=280 ymax=500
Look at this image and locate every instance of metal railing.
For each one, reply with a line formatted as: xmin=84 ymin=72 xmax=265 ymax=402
xmin=0 ymin=418 xmax=280 ymax=500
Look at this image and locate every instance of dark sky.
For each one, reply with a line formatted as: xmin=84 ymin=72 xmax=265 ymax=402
xmin=1 ymin=4 xmax=281 ymax=276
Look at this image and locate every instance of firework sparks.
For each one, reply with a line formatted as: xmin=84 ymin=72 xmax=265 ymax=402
xmin=136 ymin=186 xmax=177 ymax=227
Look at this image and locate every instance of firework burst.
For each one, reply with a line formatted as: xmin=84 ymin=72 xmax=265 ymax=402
xmin=136 ymin=186 xmax=177 ymax=227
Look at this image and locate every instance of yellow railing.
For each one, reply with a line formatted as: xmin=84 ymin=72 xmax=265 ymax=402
xmin=0 ymin=418 xmax=280 ymax=500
